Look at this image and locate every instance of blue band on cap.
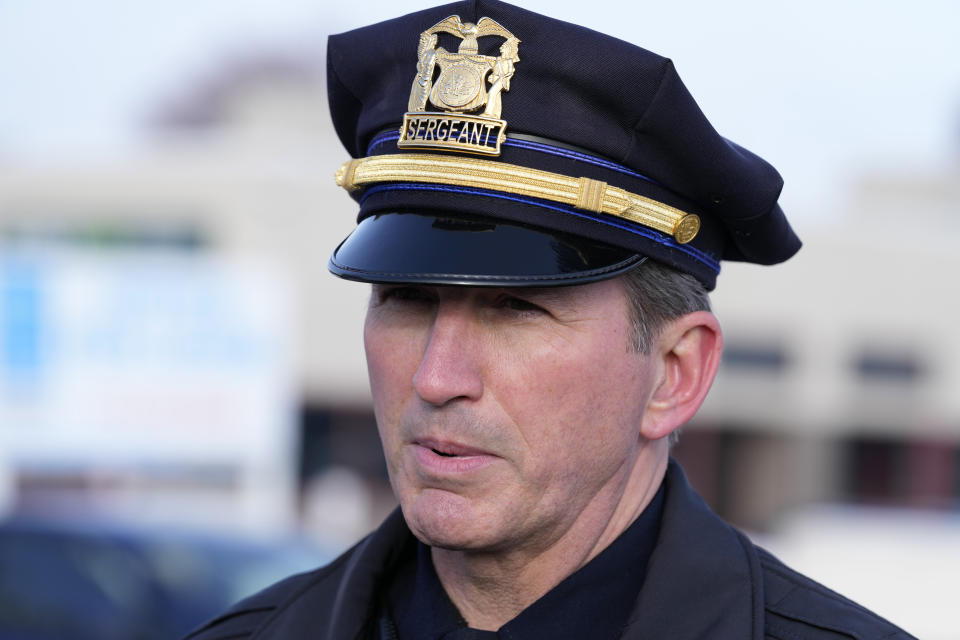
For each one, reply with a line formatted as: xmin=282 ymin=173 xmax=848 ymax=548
xmin=505 ymin=137 xmax=659 ymax=185
xmin=367 ymin=131 xmax=660 ymax=186
xmin=359 ymin=182 xmax=721 ymax=273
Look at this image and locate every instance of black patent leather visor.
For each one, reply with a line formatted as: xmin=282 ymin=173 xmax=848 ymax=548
xmin=328 ymin=212 xmax=645 ymax=286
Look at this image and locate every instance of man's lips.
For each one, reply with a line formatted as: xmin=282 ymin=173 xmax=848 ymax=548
xmin=417 ymin=438 xmax=491 ymax=457
xmin=411 ymin=439 xmax=498 ymax=475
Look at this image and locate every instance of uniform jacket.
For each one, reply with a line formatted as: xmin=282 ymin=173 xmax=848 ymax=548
xmin=186 ymin=461 xmax=914 ymax=639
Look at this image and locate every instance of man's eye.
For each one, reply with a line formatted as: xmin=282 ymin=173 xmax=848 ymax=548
xmin=499 ymin=296 xmax=545 ymax=314
xmin=377 ymin=286 xmax=434 ymax=304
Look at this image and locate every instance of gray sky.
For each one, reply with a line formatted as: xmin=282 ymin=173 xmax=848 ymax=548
xmin=2 ymin=0 xmax=958 ymax=223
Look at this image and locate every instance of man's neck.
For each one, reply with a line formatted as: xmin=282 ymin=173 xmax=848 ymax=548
xmin=430 ymin=449 xmax=668 ymax=631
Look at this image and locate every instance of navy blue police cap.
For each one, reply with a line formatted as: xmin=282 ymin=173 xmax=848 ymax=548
xmin=327 ymin=0 xmax=800 ymax=290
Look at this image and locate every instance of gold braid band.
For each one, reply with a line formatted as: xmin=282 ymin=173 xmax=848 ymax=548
xmin=335 ymin=154 xmax=700 ymax=244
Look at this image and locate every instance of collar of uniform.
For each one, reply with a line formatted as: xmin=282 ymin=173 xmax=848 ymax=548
xmin=389 ymin=486 xmax=665 ymax=640
xmin=619 ymin=459 xmax=764 ymax=640
xmin=250 ymin=508 xmax=415 ymax=640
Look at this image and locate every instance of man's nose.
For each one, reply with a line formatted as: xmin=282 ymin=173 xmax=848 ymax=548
xmin=412 ymin=302 xmax=484 ymax=407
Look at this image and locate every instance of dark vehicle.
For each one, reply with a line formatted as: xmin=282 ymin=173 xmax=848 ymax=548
xmin=0 ymin=518 xmax=330 ymax=640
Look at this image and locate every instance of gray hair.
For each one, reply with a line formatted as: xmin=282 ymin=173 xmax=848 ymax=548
xmin=621 ymin=259 xmax=711 ymax=354
xmin=620 ymin=260 xmax=712 ymax=446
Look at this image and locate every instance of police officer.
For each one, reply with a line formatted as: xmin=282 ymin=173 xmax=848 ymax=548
xmin=187 ymin=1 xmax=914 ymax=638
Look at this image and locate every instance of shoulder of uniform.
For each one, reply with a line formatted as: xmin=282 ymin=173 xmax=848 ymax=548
xmin=756 ymin=547 xmax=916 ymax=639
xmin=182 ymin=550 xmax=355 ymax=640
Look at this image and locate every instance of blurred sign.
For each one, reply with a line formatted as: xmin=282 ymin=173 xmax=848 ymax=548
xmin=0 ymin=249 xmax=296 ymax=470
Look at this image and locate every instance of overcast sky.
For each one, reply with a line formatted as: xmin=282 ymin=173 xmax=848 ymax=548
xmin=2 ymin=1 xmax=958 ymax=223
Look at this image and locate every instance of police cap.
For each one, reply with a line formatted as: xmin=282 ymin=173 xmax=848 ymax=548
xmin=327 ymin=0 xmax=800 ymax=290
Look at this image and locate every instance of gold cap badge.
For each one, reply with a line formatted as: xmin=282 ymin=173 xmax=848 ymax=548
xmin=398 ymin=15 xmax=520 ymax=156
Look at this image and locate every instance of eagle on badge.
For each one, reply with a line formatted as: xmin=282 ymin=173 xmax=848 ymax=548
xmin=407 ymin=15 xmax=520 ymax=119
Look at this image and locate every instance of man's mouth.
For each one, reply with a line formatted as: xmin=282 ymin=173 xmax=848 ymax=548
xmin=417 ymin=439 xmax=485 ymax=457
xmin=412 ymin=439 xmax=496 ymax=474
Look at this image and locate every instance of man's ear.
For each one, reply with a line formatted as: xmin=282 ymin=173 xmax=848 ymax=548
xmin=640 ymin=311 xmax=723 ymax=441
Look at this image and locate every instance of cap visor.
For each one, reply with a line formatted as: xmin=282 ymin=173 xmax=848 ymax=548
xmin=328 ymin=211 xmax=644 ymax=286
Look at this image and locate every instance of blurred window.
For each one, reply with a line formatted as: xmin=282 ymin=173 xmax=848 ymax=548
xmin=1 ymin=221 xmax=208 ymax=251
xmin=721 ymin=342 xmax=789 ymax=372
xmin=844 ymin=437 xmax=959 ymax=507
xmin=852 ymin=350 xmax=925 ymax=382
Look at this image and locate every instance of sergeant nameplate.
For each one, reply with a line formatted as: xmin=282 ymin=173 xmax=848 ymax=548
xmin=398 ymin=113 xmax=506 ymax=155
xmin=400 ymin=14 xmax=520 ymax=156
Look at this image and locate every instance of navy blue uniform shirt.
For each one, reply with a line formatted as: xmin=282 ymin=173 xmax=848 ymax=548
xmin=184 ymin=461 xmax=915 ymax=639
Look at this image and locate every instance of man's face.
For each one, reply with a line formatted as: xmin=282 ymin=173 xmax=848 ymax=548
xmin=364 ymin=278 xmax=659 ymax=554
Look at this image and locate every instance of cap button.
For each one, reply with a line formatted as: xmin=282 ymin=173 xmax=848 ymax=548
xmin=673 ymin=214 xmax=700 ymax=244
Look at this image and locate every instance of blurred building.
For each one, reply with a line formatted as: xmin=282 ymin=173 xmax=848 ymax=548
xmin=0 ymin=53 xmax=361 ymax=537
xmin=689 ymin=164 xmax=960 ymax=528
xmin=1 ymin=50 xmax=958 ymax=543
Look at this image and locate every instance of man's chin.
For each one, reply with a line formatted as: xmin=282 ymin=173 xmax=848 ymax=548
xmin=401 ymin=488 xmax=498 ymax=551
